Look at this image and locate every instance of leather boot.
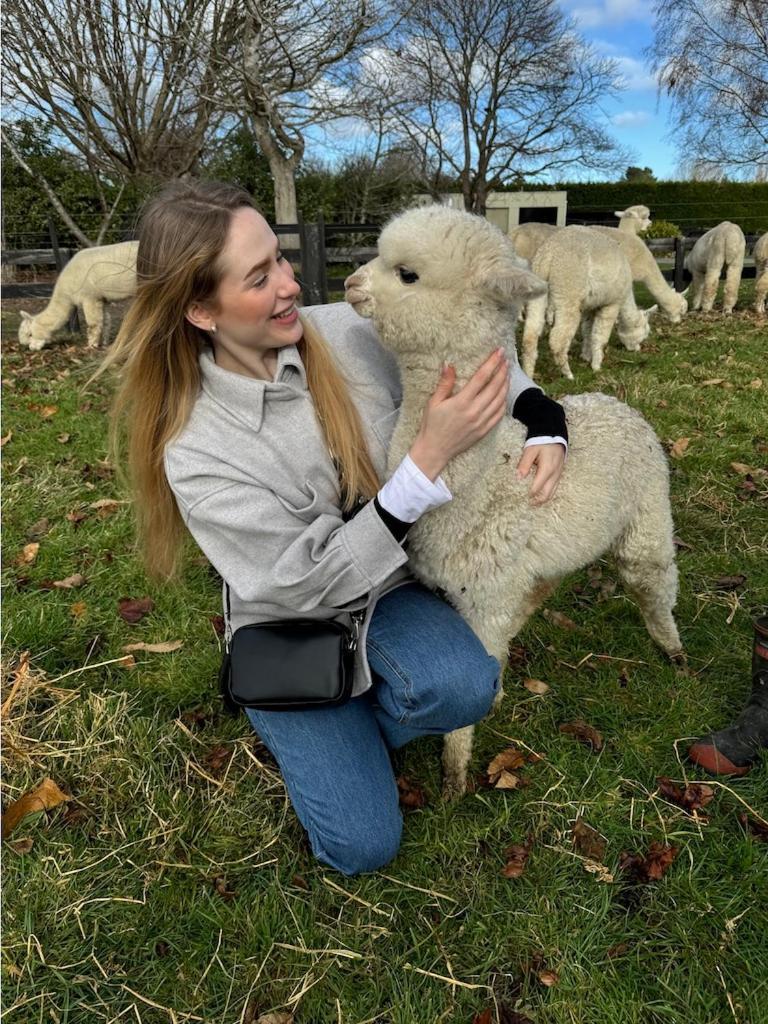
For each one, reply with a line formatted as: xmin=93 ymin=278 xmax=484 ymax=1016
xmin=688 ymin=615 xmax=768 ymax=776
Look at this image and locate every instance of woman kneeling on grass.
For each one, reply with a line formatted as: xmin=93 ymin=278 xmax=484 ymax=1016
xmin=100 ymin=180 xmax=567 ymax=876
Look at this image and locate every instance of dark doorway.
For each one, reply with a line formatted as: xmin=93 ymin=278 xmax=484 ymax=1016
xmin=518 ymin=206 xmax=559 ymax=225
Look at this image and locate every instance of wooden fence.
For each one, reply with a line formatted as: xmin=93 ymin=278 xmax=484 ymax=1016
xmin=1 ymin=215 xmax=761 ymax=304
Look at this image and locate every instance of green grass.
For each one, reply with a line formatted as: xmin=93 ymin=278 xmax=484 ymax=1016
xmin=2 ymin=285 xmax=768 ymax=1024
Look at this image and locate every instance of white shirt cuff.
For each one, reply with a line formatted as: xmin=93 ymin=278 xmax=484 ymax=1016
xmin=377 ymin=454 xmax=453 ymax=523
xmin=524 ymin=435 xmax=568 ymax=452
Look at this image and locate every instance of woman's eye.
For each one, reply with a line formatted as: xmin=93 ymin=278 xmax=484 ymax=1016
xmin=398 ymin=267 xmax=419 ymax=285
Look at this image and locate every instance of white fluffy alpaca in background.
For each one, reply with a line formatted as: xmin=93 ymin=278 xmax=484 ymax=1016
xmin=752 ymin=232 xmax=768 ymax=315
xmin=521 ymin=226 xmax=657 ymax=379
xmin=346 ymin=205 xmax=683 ymax=798
xmin=615 ymin=205 xmax=652 ymax=235
xmin=18 ymin=240 xmax=138 ymax=351
xmin=685 ymin=221 xmax=746 ymax=314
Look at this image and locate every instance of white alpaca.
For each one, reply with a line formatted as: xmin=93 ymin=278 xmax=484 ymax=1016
xmin=752 ymin=232 xmax=768 ymax=316
xmin=511 ymin=222 xmax=687 ymax=324
xmin=18 ymin=241 xmax=138 ymax=351
xmin=345 ymin=205 xmax=683 ymax=798
xmin=509 ymin=222 xmax=559 ymax=264
xmin=520 ymin=226 xmax=656 ymax=380
xmin=615 ymin=205 xmax=651 ymax=235
xmin=684 ymin=222 xmax=746 ymax=314
xmin=590 ymin=228 xmax=688 ymax=324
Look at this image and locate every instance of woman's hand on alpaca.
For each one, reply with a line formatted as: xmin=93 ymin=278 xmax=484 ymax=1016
xmin=516 ymin=443 xmax=566 ymax=504
xmin=409 ymin=347 xmax=510 ymax=481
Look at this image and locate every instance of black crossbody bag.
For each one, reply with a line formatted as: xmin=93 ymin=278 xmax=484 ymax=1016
xmin=219 ymin=582 xmax=365 ymax=713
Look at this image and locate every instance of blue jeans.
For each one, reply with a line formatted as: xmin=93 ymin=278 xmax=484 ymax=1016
xmin=245 ymin=582 xmax=500 ymax=876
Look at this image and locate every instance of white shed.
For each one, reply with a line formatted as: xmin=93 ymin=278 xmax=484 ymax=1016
xmin=415 ymin=191 xmax=568 ymax=234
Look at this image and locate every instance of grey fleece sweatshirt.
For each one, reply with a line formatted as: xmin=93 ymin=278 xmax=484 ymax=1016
xmin=164 ymin=301 xmax=537 ymax=697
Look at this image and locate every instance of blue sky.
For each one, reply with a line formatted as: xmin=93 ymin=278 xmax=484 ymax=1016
xmin=556 ymin=0 xmax=678 ymax=179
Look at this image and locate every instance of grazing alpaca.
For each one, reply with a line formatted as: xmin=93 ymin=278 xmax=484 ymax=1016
xmin=345 ymin=205 xmax=683 ymax=798
xmin=18 ymin=241 xmax=138 ymax=350
xmin=521 ymin=226 xmax=656 ymax=379
xmin=752 ymin=232 xmax=768 ymax=316
xmin=685 ymin=222 xmax=746 ymax=314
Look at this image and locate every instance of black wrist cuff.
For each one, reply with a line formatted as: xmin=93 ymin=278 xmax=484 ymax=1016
xmin=512 ymin=387 xmax=568 ymax=443
xmin=374 ymin=496 xmax=411 ymax=541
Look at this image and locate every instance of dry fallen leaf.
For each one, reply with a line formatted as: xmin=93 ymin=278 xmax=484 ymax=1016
xmin=1 ymin=777 xmax=70 ymax=839
xmin=538 ymin=968 xmax=559 ymax=987
xmin=656 ymin=776 xmax=715 ymax=814
xmin=396 ymin=774 xmax=427 ymax=809
xmin=730 ymin=462 xmax=754 ymax=476
xmin=8 ymin=837 xmax=34 ymax=855
xmin=89 ymin=498 xmax=124 ymax=516
xmin=737 ymin=812 xmax=768 ymax=840
xmin=669 ymin=437 xmax=690 ymax=459
xmin=487 ymin=746 xmax=527 ymax=777
xmin=572 ymin=818 xmax=607 ymax=861
xmin=543 ymin=609 xmax=577 ymax=630
xmin=204 ymin=744 xmax=233 ymax=776
xmin=117 ymin=654 xmax=137 ymax=669
xmin=619 ymin=842 xmax=678 ymax=882
xmin=494 ymin=769 xmax=522 ymax=790
xmin=57 ymin=433 xmax=71 ymax=444
xmin=501 ymin=838 xmax=532 ymax=879
xmin=559 ymin=719 xmax=604 ymax=752
xmin=27 ymin=517 xmax=50 ymax=540
xmin=712 ymin=574 xmax=747 ymax=591
xmin=15 ymin=542 xmax=39 ymax=566
xmin=70 ymin=601 xmax=88 ymax=619
xmin=122 ymin=640 xmax=183 ymax=654
xmin=39 ymin=405 xmax=58 ymax=418
xmin=523 ymin=678 xmax=550 ymax=695
xmin=472 ymin=1011 xmax=493 ymax=1024
xmin=117 ymin=596 xmax=155 ymax=623
xmin=0 ymin=430 xmax=12 ymax=447
xmin=255 ymin=1012 xmax=293 ymax=1024
xmin=749 ymin=379 xmax=763 ymax=389
xmin=53 ymin=573 xmax=86 ymax=589
xmin=701 ymin=378 xmax=726 ymax=386
xmin=212 ymin=875 xmax=236 ymax=900
xmin=66 ymin=509 xmax=88 ymax=527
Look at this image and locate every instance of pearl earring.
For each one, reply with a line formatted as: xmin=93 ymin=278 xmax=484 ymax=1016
xmin=210 ymin=324 xmax=217 ymax=334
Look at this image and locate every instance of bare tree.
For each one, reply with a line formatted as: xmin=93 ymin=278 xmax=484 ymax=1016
xmin=647 ymin=0 xmax=768 ymax=177
xmin=367 ymin=0 xmax=626 ymax=213
xmin=3 ymin=0 xmax=234 ymax=241
xmin=212 ymin=0 xmax=392 ymax=227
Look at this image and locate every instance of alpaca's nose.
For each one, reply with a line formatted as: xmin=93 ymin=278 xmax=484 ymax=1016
xmin=344 ymin=268 xmax=366 ymax=291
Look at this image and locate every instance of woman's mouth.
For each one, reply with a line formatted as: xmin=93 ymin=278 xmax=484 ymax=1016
xmin=271 ymin=305 xmax=299 ymax=325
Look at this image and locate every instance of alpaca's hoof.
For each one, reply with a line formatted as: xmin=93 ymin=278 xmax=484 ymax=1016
xmin=441 ymin=774 xmax=467 ymax=802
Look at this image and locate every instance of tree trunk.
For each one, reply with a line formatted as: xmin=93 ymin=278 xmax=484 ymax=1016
xmin=271 ymin=157 xmax=300 ymax=251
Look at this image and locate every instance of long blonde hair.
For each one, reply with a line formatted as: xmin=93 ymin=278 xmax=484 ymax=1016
xmin=95 ymin=180 xmax=380 ymax=581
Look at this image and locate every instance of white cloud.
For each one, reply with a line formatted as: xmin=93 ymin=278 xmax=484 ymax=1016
xmin=611 ymin=109 xmax=651 ymax=126
xmin=560 ymin=0 xmax=654 ymax=27
xmin=613 ymin=56 xmax=658 ymax=91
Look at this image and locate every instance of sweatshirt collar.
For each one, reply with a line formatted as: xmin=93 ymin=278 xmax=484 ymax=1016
xmin=198 ymin=343 xmax=308 ymax=433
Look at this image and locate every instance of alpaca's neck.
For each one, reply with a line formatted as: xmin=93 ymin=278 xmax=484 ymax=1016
xmin=33 ymin=292 xmax=76 ymax=334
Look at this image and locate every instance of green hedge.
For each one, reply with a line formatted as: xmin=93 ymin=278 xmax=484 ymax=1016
xmin=499 ymin=181 xmax=768 ymax=234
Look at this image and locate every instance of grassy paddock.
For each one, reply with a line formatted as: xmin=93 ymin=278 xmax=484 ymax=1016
xmin=2 ymin=285 xmax=767 ymax=1024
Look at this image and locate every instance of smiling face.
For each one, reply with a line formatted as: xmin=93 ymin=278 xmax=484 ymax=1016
xmin=187 ymin=206 xmax=303 ymax=358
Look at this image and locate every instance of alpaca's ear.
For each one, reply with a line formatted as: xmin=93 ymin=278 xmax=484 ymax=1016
xmin=20 ymin=310 xmax=32 ymax=320
xmin=646 ymin=304 xmax=659 ymax=318
xmin=481 ymin=265 xmax=547 ymax=303
xmin=614 ymin=209 xmax=628 ymax=219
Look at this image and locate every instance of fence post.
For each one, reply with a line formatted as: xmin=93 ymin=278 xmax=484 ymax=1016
xmin=299 ymin=216 xmax=327 ymax=306
xmin=674 ymin=236 xmax=685 ymax=292
xmin=47 ymin=218 xmax=80 ymax=332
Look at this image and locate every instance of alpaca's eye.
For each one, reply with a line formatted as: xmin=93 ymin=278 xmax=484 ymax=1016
xmin=397 ymin=267 xmax=419 ymax=285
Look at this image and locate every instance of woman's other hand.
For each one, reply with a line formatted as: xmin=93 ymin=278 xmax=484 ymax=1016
xmin=516 ymin=443 xmax=566 ymax=504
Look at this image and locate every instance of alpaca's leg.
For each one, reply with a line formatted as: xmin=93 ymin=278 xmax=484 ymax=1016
xmin=442 ymin=726 xmax=477 ymax=801
xmin=722 ymin=260 xmax=743 ymax=314
xmin=521 ymin=294 xmax=547 ymax=378
xmin=755 ymin=266 xmax=768 ymax=315
xmin=101 ymin=308 xmax=112 ymax=346
xmin=579 ymin=313 xmax=595 ymax=362
xmin=441 ymin=579 xmax=562 ymax=800
xmin=589 ymin=305 xmax=619 ymax=372
xmin=612 ymin=511 xmax=683 ymax=659
xmin=547 ymin=308 xmax=580 ymax=380
xmin=700 ymin=265 xmax=721 ymax=312
xmin=81 ymin=297 xmax=104 ymax=349
xmin=688 ymin=271 xmax=703 ymax=311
